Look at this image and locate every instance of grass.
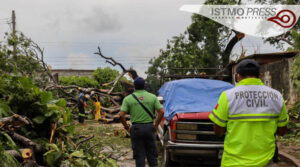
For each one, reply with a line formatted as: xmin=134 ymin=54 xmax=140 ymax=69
xmin=74 ymin=120 xmax=131 ymax=153
xmin=73 ymin=120 xmax=165 ymax=166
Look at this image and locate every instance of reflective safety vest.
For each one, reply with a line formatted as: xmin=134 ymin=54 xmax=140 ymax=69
xmin=79 ymin=113 xmax=86 ymax=117
xmin=209 ymin=78 xmax=288 ymax=167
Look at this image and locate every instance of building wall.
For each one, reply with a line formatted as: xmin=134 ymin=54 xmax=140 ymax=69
xmin=51 ymin=69 xmax=94 ymax=78
xmin=260 ymin=57 xmax=298 ymax=104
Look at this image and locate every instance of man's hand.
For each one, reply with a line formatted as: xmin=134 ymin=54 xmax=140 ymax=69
xmin=84 ymin=103 xmax=87 ymax=108
xmin=277 ymin=126 xmax=287 ymax=136
xmin=213 ymin=124 xmax=226 ymax=137
xmin=120 ymin=111 xmax=130 ymax=132
xmin=154 ymin=108 xmax=164 ymax=132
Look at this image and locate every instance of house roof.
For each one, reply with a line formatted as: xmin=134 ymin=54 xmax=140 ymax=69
xmin=51 ymin=69 xmax=95 ymax=72
xmin=226 ymin=51 xmax=300 ymax=70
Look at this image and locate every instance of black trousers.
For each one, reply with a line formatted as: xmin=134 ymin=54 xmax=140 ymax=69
xmin=130 ymin=123 xmax=158 ymax=167
xmin=78 ymin=106 xmax=85 ymax=123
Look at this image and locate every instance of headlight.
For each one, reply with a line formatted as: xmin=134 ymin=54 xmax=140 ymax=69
xmin=176 ymin=123 xmax=197 ymax=130
xmin=176 ymin=134 xmax=197 ymax=140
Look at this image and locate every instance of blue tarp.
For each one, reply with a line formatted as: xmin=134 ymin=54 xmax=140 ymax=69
xmin=158 ymin=79 xmax=234 ymax=121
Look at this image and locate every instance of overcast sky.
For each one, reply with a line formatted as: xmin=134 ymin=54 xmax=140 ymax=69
xmin=0 ymin=0 xmax=280 ymax=77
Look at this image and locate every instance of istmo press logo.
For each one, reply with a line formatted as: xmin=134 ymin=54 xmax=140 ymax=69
xmin=180 ymin=5 xmax=300 ymax=37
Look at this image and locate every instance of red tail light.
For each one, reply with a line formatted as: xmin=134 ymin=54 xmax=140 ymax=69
xmin=170 ymin=120 xmax=176 ymax=141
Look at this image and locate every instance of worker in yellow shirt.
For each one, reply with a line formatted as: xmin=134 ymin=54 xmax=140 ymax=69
xmin=91 ymin=92 xmax=102 ymax=121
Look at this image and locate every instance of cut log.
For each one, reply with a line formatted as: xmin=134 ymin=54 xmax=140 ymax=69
xmin=99 ymin=118 xmax=114 ymax=123
xmin=22 ymin=148 xmax=33 ymax=159
xmin=9 ymin=132 xmax=44 ymax=153
xmin=22 ymin=160 xmax=39 ymax=167
xmin=102 ymin=107 xmax=121 ymax=114
xmin=105 ymin=113 xmax=114 ymax=119
xmin=113 ymin=114 xmax=120 ymax=120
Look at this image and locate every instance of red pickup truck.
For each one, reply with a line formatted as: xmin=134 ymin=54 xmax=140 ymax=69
xmin=156 ymin=78 xmax=233 ymax=166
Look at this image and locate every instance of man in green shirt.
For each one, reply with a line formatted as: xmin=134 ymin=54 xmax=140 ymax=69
xmin=120 ymin=77 xmax=164 ymax=167
xmin=209 ymin=59 xmax=288 ymax=167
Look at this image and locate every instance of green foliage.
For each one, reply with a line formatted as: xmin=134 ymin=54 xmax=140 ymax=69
xmin=0 ymin=74 xmax=73 ymax=139
xmin=0 ymin=32 xmax=49 ymax=88
xmin=0 ymin=147 xmax=21 ymax=167
xmin=0 ymin=103 xmax=11 ymax=117
xmin=44 ymin=141 xmax=118 ymax=167
xmin=0 ymin=132 xmax=20 ymax=153
xmin=59 ymin=67 xmax=127 ymax=93
xmin=145 ymin=0 xmax=238 ymax=93
xmin=44 ymin=144 xmax=63 ymax=167
xmin=288 ymin=55 xmax=300 ymax=125
xmin=60 ymin=76 xmax=100 ymax=88
xmin=291 ymin=55 xmax=300 ymax=90
xmin=93 ymin=67 xmax=126 ymax=92
xmin=287 ymin=30 xmax=300 ymax=51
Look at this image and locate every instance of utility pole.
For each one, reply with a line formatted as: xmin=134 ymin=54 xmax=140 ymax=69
xmin=12 ymin=10 xmax=17 ymax=60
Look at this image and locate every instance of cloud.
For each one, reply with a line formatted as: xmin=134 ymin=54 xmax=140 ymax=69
xmin=45 ymin=6 xmax=121 ymax=34
xmin=66 ymin=52 xmax=98 ymax=69
xmin=79 ymin=7 xmax=122 ymax=33
xmin=114 ymin=44 xmax=161 ymax=77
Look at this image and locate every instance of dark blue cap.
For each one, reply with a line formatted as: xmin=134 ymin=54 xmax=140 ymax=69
xmin=134 ymin=77 xmax=145 ymax=89
xmin=236 ymin=59 xmax=260 ymax=76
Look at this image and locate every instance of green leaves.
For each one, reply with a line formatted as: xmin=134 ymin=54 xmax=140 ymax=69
xmin=0 ymin=150 xmax=21 ymax=167
xmin=105 ymin=158 xmax=118 ymax=167
xmin=0 ymin=132 xmax=19 ymax=154
xmin=0 ymin=103 xmax=11 ymax=117
xmin=92 ymin=67 xmax=127 ymax=92
xmin=56 ymin=98 xmax=67 ymax=107
xmin=70 ymin=150 xmax=86 ymax=158
xmin=44 ymin=151 xmax=63 ymax=167
xmin=33 ymin=115 xmax=46 ymax=124
xmin=40 ymin=92 xmax=52 ymax=104
xmin=60 ymin=76 xmax=99 ymax=88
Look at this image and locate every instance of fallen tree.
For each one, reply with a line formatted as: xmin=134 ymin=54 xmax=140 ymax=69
xmin=42 ymin=46 xmax=137 ymax=123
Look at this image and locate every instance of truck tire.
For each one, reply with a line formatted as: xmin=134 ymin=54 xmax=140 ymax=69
xmin=162 ymin=131 xmax=173 ymax=167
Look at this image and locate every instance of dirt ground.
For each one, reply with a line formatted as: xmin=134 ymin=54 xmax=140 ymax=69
xmin=75 ymin=120 xmax=299 ymax=167
xmin=75 ymin=121 xmax=139 ymax=167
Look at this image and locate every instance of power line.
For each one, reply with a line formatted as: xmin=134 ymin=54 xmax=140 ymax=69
xmin=0 ymin=17 xmax=11 ymax=20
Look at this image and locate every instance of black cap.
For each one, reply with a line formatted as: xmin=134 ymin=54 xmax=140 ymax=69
xmin=134 ymin=77 xmax=145 ymax=89
xmin=236 ymin=59 xmax=260 ymax=76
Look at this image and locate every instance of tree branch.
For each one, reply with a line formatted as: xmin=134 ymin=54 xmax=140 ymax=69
xmin=0 ymin=114 xmax=32 ymax=129
xmin=222 ymin=31 xmax=245 ymax=65
xmin=8 ymin=132 xmax=44 ymax=153
xmin=76 ymin=135 xmax=94 ymax=150
xmin=95 ymin=46 xmax=126 ymax=72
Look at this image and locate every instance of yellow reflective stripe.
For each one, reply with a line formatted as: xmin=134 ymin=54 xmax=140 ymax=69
xmin=212 ymin=111 xmax=227 ymax=123
xmin=228 ymin=115 xmax=278 ymax=120
xmin=229 ymin=113 xmax=279 ymax=117
xmin=278 ymin=118 xmax=288 ymax=123
xmin=209 ymin=113 xmax=227 ymax=127
xmin=277 ymin=117 xmax=288 ymax=127
xmin=228 ymin=113 xmax=280 ymax=121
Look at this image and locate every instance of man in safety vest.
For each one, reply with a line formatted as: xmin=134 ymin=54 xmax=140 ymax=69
xmin=209 ymin=59 xmax=288 ymax=167
xmin=120 ymin=77 xmax=164 ymax=167
xmin=77 ymin=88 xmax=89 ymax=124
